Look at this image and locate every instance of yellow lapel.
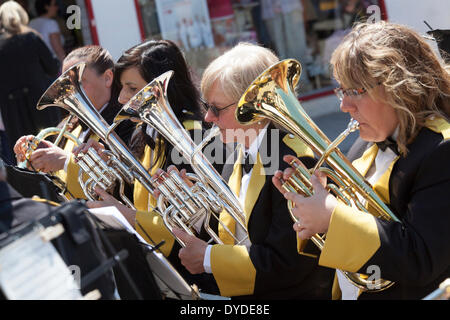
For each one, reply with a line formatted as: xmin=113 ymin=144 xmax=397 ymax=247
xmin=425 ymin=117 xmax=450 ymax=139
xmin=218 ymin=148 xmax=243 ymax=244
xmin=133 ymin=143 xmax=164 ymax=212
xmin=134 ymin=145 xmax=152 ymax=211
xmin=352 ymin=143 xmax=399 ymax=210
xmin=370 ymin=155 xmax=400 ymax=206
xmin=57 ymin=125 xmax=83 ymax=182
xmin=88 ymin=133 xmax=100 ymax=142
xmin=368 ymin=117 xmax=449 ymax=211
xmin=352 ymin=144 xmax=378 ymax=177
xmin=63 ymin=125 xmax=83 ymax=153
xmin=243 ymin=152 xmax=266 ymax=227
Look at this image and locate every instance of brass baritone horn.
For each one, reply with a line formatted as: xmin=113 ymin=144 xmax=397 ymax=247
xmin=114 ymin=71 xmax=249 ymax=247
xmin=18 ymin=115 xmax=81 ymax=171
xmin=16 ymin=123 xmax=81 ymax=202
xmin=37 ymin=63 xmax=247 ymax=248
xmin=36 ymin=62 xmax=157 ymax=209
xmin=236 ymin=59 xmax=402 ymax=292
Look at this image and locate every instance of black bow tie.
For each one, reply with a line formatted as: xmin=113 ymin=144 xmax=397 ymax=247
xmin=242 ymin=153 xmax=253 ymax=174
xmin=376 ymin=137 xmax=399 ymax=155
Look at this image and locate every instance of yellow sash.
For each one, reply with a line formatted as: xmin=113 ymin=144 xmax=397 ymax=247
xmin=243 ymin=152 xmax=266 ymax=227
xmin=218 ymin=147 xmax=267 ymax=243
xmin=55 ymin=125 xmax=83 ymax=183
xmin=218 ymin=148 xmax=243 ymax=244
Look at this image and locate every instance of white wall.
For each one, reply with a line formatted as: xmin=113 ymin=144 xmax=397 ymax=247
xmin=90 ymin=0 xmax=143 ymax=61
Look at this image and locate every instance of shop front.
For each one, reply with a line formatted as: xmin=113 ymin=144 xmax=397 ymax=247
xmin=11 ymin=0 xmax=449 ymax=103
xmin=134 ymin=0 xmax=388 ymax=100
xmin=9 ymin=0 xmax=386 ymax=100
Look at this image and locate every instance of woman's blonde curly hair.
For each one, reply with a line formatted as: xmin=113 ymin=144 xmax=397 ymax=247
xmin=331 ymin=21 xmax=450 ymax=156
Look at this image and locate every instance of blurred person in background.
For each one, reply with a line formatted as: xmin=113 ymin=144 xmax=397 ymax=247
xmin=0 ymin=0 xmax=60 ymax=165
xmin=29 ymin=0 xmax=66 ymax=65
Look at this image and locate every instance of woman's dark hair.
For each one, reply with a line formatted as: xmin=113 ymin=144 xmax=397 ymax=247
xmin=115 ymin=39 xmax=205 ymax=165
xmin=35 ymin=0 xmax=53 ymax=16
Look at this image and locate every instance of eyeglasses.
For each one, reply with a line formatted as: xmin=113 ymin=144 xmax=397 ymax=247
xmin=203 ymin=100 xmax=236 ymax=117
xmin=334 ymin=86 xmax=369 ymax=101
xmin=334 ymin=82 xmax=381 ymax=101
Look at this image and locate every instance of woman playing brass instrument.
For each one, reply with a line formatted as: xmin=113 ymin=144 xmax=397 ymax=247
xmin=171 ymin=42 xmax=334 ymax=299
xmin=272 ymin=21 xmax=450 ymax=300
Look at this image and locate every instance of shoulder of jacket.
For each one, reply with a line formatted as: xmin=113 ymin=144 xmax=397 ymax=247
xmin=182 ymin=119 xmax=202 ymax=131
xmin=424 ymin=116 xmax=450 ymax=140
xmin=281 ymin=132 xmax=314 ymax=158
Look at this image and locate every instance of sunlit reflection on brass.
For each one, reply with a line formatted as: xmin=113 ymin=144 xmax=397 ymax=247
xmin=115 ymin=71 xmax=248 ymax=247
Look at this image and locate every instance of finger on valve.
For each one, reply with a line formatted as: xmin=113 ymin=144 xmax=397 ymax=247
xmin=14 ymin=136 xmax=34 ymax=161
xmin=272 ymin=171 xmax=287 ymax=195
xmin=13 ymin=136 xmax=29 ymax=155
xmin=72 ymin=143 xmax=85 ymax=157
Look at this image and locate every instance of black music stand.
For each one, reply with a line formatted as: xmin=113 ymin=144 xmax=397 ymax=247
xmin=0 ymin=201 xmax=120 ymax=300
xmin=5 ymin=164 xmax=68 ymax=203
xmin=99 ymin=228 xmax=162 ymax=300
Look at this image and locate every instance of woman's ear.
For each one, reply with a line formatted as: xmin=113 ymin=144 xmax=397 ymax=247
xmin=104 ymin=69 xmax=114 ymax=88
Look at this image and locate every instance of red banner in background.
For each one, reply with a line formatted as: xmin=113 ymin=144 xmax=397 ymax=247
xmin=207 ymin=0 xmax=234 ymax=20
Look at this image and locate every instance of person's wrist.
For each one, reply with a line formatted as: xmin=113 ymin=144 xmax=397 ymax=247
xmin=323 ymin=194 xmax=338 ymax=233
xmin=64 ymin=154 xmax=71 ymax=172
xmin=56 ymin=152 xmax=68 ymax=171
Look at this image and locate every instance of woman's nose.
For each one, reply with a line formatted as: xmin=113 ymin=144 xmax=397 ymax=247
xmin=118 ymin=90 xmax=129 ymax=105
xmin=204 ymin=108 xmax=218 ymax=124
xmin=339 ymin=96 xmax=356 ymax=113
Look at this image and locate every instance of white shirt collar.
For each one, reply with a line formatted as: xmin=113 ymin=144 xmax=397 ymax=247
xmin=146 ymin=124 xmax=156 ymax=138
xmin=240 ymin=123 xmax=270 ymax=161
